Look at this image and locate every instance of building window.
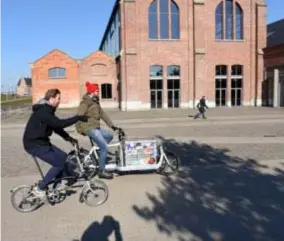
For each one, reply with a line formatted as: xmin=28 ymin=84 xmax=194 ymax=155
xmin=101 ymin=83 xmax=112 ymax=99
xmin=148 ymin=0 xmax=180 ymax=40
xmin=235 ymin=3 xmax=243 ymax=40
xmin=215 ymin=0 xmax=243 ymax=40
xmin=150 ymin=65 xmax=163 ymax=108
xmin=231 ymin=65 xmax=243 ymax=106
xmin=167 ymin=65 xmax=180 ymax=108
xmin=215 ymin=65 xmax=227 ymax=106
xmin=48 ymin=67 xmax=66 ymax=78
xmin=215 ymin=1 xmax=224 ymax=40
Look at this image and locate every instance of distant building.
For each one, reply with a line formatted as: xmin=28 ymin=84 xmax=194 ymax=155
xmin=31 ymin=0 xmax=267 ymax=110
xmin=263 ymin=18 xmax=284 ymax=107
xmin=16 ymin=77 xmax=32 ymax=96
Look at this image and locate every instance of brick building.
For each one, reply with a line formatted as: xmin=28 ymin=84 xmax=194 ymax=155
xmin=16 ymin=77 xmax=32 ymax=96
xmin=31 ymin=0 xmax=267 ymax=110
xmin=31 ymin=50 xmax=118 ymax=108
xmin=263 ymin=18 xmax=284 ymax=107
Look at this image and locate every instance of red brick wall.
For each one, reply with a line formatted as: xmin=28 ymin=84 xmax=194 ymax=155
xmin=31 ymin=50 xmax=118 ymax=108
xmin=120 ymin=0 xmax=266 ymax=109
xmin=31 ymin=49 xmax=80 ymax=107
xmin=79 ymin=51 xmax=118 ymax=108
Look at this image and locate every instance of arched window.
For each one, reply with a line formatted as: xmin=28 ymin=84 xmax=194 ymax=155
xmin=226 ymin=0 xmax=233 ymax=40
xmin=48 ymin=67 xmax=66 ymax=78
xmin=149 ymin=0 xmax=158 ymax=39
xmin=101 ymin=84 xmax=112 ymax=99
xmin=215 ymin=2 xmax=224 ymax=40
xmin=235 ymin=3 xmax=243 ymax=40
xmin=148 ymin=0 xmax=180 ymax=40
xmin=171 ymin=1 xmax=180 ymax=39
xmin=215 ymin=0 xmax=243 ymax=40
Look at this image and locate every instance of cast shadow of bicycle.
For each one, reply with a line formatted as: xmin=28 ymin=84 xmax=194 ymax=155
xmin=72 ymin=215 xmax=123 ymax=241
xmin=133 ymin=137 xmax=284 ymax=241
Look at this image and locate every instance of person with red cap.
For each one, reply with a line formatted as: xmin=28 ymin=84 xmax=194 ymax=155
xmin=75 ymin=81 xmax=119 ymax=179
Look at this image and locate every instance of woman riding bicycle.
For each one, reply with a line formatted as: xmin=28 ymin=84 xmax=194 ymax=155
xmin=75 ymin=82 xmax=119 ymax=179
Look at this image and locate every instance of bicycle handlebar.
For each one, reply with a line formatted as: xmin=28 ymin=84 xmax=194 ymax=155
xmin=117 ymin=128 xmax=126 ymax=141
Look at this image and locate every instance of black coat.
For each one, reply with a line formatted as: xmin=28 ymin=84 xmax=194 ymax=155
xmin=197 ymin=99 xmax=209 ymax=112
xmin=23 ymin=99 xmax=80 ymax=151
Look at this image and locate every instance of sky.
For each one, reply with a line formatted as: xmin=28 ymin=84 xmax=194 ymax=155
xmin=1 ymin=0 xmax=283 ymax=91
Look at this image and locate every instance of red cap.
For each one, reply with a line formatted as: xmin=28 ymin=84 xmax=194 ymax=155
xmin=85 ymin=81 xmax=99 ymax=94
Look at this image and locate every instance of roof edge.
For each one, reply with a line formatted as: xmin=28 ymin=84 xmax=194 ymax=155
xmin=99 ymin=0 xmax=120 ymax=50
xmin=32 ymin=48 xmax=77 ymax=64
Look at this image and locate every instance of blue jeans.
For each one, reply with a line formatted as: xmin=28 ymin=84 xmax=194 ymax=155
xmin=27 ymin=145 xmax=67 ymax=190
xmin=86 ymin=128 xmax=113 ymax=171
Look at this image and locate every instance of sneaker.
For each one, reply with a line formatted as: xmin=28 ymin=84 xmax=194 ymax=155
xmin=98 ymin=170 xmax=113 ymax=179
xmin=32 ymin=186 xmax=46 ymax=199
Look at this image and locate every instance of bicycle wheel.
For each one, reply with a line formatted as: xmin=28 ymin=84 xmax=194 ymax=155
xmin=156 ymin=151 xmax=180 ymax=176
xmin=10 ymin=185 xmax=41 ymax=213
xmin=80 ymin=179 xmax=109 ymax=207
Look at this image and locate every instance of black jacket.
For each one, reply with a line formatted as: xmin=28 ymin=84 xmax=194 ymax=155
xmin=197 ymin=99 xmax=209 ymax=111
xmin=23 ymin=99 xmax=80 ymax=151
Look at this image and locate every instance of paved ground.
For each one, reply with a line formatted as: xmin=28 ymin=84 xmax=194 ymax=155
xmin=2 ymin=107 xmax=284 ymax=241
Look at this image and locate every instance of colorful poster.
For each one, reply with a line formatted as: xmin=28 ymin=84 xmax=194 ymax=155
xmin=125 ymin=140 xmax=157 ymax=165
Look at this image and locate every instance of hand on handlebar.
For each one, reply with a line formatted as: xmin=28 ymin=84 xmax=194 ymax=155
xmin=111 ymin=126 xmax=119 ymax=131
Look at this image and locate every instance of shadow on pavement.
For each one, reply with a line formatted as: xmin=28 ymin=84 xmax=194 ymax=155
xmin=73 ymin=215 xmax=123 ymax=241
xmin=133 ymin=138 xmax=284 ymax=241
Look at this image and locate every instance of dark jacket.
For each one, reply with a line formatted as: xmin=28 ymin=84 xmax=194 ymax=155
xmin=23 ymin=99 xmax=80 ymax=151
xmin=75 ymin=94 xmax=114 ymax=134
xmin=197 ymin=98 xmax=209 ymax=111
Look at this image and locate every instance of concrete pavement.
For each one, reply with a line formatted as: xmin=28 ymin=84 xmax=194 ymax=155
xmin=2 ymin=107 xmax=284 ymax=240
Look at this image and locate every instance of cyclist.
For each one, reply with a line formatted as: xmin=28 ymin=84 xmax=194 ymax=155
xmin=23 ymin=88 xmax=88 ymax=199
xmin=75 ymin=81 xmax=119 ymax=179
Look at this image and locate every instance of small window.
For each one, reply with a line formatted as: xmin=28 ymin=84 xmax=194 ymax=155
xmin=48 ymin=67 xmax=66 ymax=78
xmin=231 ymin=65 xmax=243 ymax=76
xmin=101 ymin=84 xmax=112 ymax=99
xmin=167 ymin=65 xmax=180 ymax=76
xmin=150 ymin=65 xmax=163 ymax=78
xmin=216 ymin=65 xmax=227 ymax=76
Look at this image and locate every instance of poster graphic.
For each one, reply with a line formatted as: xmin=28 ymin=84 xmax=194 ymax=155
xmin=125 ymin=140 xmax=157 ymax=166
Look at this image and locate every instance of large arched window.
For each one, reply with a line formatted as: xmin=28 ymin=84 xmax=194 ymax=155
xmin=235 ymin=3 xmax=243 ymax=40
xmin=148 ymin=0 xmax=180 ymax=40
xmin=215 ymin=0 xmax=243 ymax=40
xmin=48 ymin=67 xmax=66 ymax=78
xmin=215 ymin=1 xmax=224 ymax=40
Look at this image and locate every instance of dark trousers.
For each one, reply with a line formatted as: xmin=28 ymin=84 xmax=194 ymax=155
xmin=27 ymin=145 xmax=67 ymax=190
xmin=194 ymin=108 xmax=206 ymax=119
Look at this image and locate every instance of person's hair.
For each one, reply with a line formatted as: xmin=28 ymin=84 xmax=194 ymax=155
xmin=44 ymin=89 xmax=61 ymax=100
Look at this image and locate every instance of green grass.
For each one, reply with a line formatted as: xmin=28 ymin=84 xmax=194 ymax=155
xmin=1 ymin=97 xmax=32 ymax=108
